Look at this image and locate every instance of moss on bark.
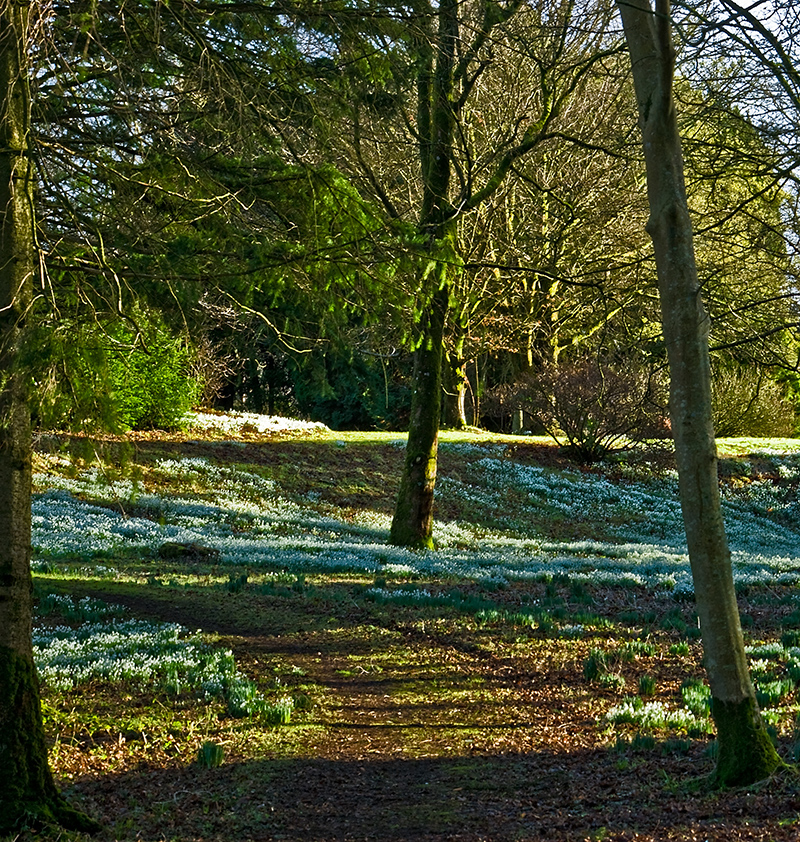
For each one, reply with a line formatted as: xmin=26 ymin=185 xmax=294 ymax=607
xmin=711 ymin=695 xmax=785 ymax=787
xmin=0 ymin=647 xmax=101 ymax=834
xmin=390 ymin=285 xmax=448 ymax=550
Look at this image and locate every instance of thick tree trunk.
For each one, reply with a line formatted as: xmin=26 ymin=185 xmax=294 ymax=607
xmin=390 ymin=284 xmax=448 ymax=549
xmin=617 ymin=0 xmax=782 ymax=786
xmin=390 ymin=0 xmax=458 ymax=547
xmin=0 ymin=2 xmax=100 ymax=831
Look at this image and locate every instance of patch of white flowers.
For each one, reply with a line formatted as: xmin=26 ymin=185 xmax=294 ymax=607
xmin=605 ymin=642 xmax=800 ymax=733
xmin=605 ymin=697 xmax=706 ymax=732
xmin=186 ymin=410 xmax=329 ymax=436
xmin=31 ymin=440 xmax=800 ymax=592
xmin=366 ymin=587 xmax=434 ymax=602
xmin=33 ymin=595 xmax=285 ymax=719
xmin=34 ymin=618 xmax=202 ymax=692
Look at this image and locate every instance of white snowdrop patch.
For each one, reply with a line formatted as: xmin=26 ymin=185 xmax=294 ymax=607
xmin=33 ymin=595 xmax=288 ymax=719
xmin=186 ymin=411 xmax=329 ymax=436
xmin=31 ymin=444 xmax=800 ymax=591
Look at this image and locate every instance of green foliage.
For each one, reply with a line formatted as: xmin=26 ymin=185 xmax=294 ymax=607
xmin=225 ymin=574 xmax=249 ymax=594
xmin=583 ymin=648 xmax=609 ymax=682
xmin=681 ymin=678 xmax=711 ymax=718
xmin=620 ymin=640 xmax=657 ymax=660
xmin=291 ymin=347 xmax=412 ymax=431
xmin=712 ymin=366 xmax=796 ymax=438
xmin=599 ymin=672 xmax=627 ymax=693
xmin=629 ymin=733 xmax=657 ymax=752
xmin=197 ymin=741 xmax=225 ymax=769
xmin=31 ymin=307 xmax=200 ymax=432
xmin=754 ymin=678 xmax=794 ymax=709
xmin=107 ymin=317 xmax=199 ymax=430
xmin=35 ymin=593 xmax=126 ymax=623
xmin=639 ymin=675 xmax=657 ymax=696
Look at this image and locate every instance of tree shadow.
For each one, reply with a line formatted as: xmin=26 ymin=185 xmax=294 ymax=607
xmin=62 ymin=746 xmax=800 ymax=842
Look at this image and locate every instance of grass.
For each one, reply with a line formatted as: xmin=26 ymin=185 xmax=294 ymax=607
xmin=11 ymin=419 xmax=800 ymax=840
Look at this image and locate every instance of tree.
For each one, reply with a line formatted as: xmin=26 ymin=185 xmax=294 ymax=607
xmin=616 ymin=0 xmax=783 ymax=785
xmin=673 ymin=0 xmax=800 ymax=373
xmin=32 ymin=1 xmax=413 ymax=431
xmin=0 ymin=0 xmax=99 ymax=831
xmin=387 ymin=0 xmax=620 ymax=545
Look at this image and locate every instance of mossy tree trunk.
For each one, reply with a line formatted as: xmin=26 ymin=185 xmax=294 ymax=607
xmin=0 ymin=2 xmax=99 ymax=832
xmin=389 ymin=0 xmax=598 ymax=545
xmin=390 ymin=282 xmax=449 ymax=548
xmin=617 ymin=0 xmax=782 ymax=786
xmin=390 ymin=0 xmax=458 ymax=548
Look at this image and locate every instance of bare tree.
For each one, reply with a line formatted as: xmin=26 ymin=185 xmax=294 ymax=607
xmin=616 ymin=0 xmax=783 ymax=785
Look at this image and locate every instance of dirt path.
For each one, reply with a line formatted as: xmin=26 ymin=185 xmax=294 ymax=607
xmin=53 ymin=584 xmax=800 ymax=842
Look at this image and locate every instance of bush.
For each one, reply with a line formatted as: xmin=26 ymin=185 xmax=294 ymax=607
xmin=32 ymin=307 xmax=200 ymax=432
xmin=502 ymin=357 xmax=668 ymax=463
xmin=106 ymin=314 xmax=200 ymax=430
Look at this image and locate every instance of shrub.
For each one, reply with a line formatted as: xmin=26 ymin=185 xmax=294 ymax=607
xmin=104 ymin=310 xmax=199 ymax=430
xmin=501 ymin=356 xmax=668 ymax=463
xmin=32 ymin=307 xmax=200 ymax=432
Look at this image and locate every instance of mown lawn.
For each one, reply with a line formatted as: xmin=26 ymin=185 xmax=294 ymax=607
xmin=12 ymin=413 xmax=800 ymax=841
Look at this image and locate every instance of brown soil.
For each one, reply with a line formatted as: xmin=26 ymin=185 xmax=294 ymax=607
xmin=48 ymin=582 xmax=800 ymax=842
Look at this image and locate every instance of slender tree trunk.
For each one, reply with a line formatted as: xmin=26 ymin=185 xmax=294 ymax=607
xmin=617 ymin=0 xmax=782 ymax=786
xmin=443 ymin=327 xmax=468 ymax=429
xmin=0 ymin=2 xmax=99 ymax=831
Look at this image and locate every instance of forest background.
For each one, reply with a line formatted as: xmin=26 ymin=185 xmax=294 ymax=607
xmin=28 ymin=0 xmax=800 ymax=446
xmin=4 ymin=0 xmax=800 ymax=834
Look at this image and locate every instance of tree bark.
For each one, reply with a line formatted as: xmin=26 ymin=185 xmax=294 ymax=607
xmin=0 ymin=1 xmax=100 ymax=831
xmin=390 ymin=283 xmax=448 ymax=548
xmin=390 ymin=0 xmax=458 ymax=547
xmin=616 ymin=0 xmax=782 ymax=786
xmin=443 ymin=326 xmax=469 ymax=429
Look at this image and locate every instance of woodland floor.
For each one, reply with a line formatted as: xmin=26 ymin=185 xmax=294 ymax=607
xmin=13 ymin=428 xmax=800 ymax=842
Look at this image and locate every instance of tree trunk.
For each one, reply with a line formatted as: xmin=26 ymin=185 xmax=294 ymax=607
xmin=616 ymin=0 xmax=782 ymax=786
xmin=0 ymin=2 xmax=100 ymax=831
xmin=390 ymin=284 xmax=448 ymax=549
xmin=443 ymin=327 xmax=468 ymax=429
xmin=390 ymin=0 xmax=458 ymax=547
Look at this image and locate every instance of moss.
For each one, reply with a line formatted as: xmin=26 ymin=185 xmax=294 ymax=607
xmin=711 ymin=694 xmax=786 ymax=787
xmin=0 ymin=647 xmax=101 ymax=834
xmin=389 ymin=283 xmax=448 ymax=550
